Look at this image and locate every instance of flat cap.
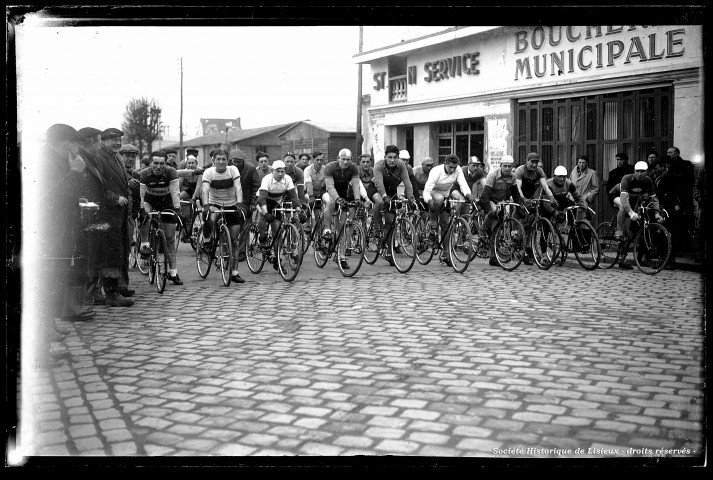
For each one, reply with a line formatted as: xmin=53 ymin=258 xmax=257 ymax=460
xmin=526 ymin=152 xmax=540 ymax=161
xmin=469 ymin=156 xmax=484 ymax=165
xmin=164 ymin=148 xmax=177 ymax=155
xmin=229 ymin=149 xmax=247 ymax=160
xmin=186 ymin=147 xmax=199 ymax=155
xmin=46 ymin=124 xmax=81 ymax=144
xmin=77 ymin=127 xmax=102 ymax=139
xmin=100 ymin=128 xmax=124 ymax=139
xmin=119 ymin=144 xmax=140 ymax=154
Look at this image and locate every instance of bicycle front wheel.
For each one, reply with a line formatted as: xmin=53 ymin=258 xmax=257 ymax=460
xmin=531 ymin=217 xmax=560 ymax=270
xmin=595 ymin=221 xmax=620 ymax=269
xmin=573 ymin=220 xmax=601 ymax=270
xmin=413 ymin=215 xmax=435 ymax=265
xmin=155 ymin=229 xmax=168 ymax=293
xmin=390 ymin=217 xmax=416 ymax=274
xmin=364 ymin=215 xmax=380 ymax=265
xmin=189 ymin=211 xmax=202 ymax=251
xmin=312 ymin=214 xmax=330 ymax=268
xmin=493 ymin=218 xmax=526 ymax=271
xmin=246 ymin=223 xmax=266 ymax=274
xmin=448 ymin=217 xmax=472 ymax=273
xmin=337 ymin=221 xmax=365 ymax=277
xmin=277 ymin=223 xmax=302 ymax=282
xmin=633 ymin=223 xmax=671 ymax=275
xmin=219 ymin=224 xmax=233 ymax=286
xmin=196 ymin=230 xmax=213 ymax=278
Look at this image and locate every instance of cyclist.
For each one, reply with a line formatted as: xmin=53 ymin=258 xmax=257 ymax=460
xmin=413 ymin=157 xmax=435 ymax=211
xmin=304 ymin=151 xmax=326 ymax=234
xmin=256 ymin=160 xmax=304 ymax=270
xmin=358 ymin=153 xmax=383 ymax=222
xmin=178 ymin=154 xmax=200 ymax=240
xmin=284 ymin=152 xmax=309 ymax=230
xmin=540 ymin=166 xmax=587 ymax=224
xmin=478 ymin=155 xmax=524 ymax=266
xmin=613 ymin=160 xmax=665 ymax=269
xmin=373 ymin=145 xmax=416 ymax=263
xmin=138 ymin=150 xmax=184 ymax=285
xmin=200 ymin=148 xmax=246 ymax=284
xmin=256 ymin=151 xmax=273 ymax=181
xmin=322 ymin=148 xmax=362 ymax=270
xmin=514 ymin=152 xmax=558 ymax=265
xmin=422 ymin=153 xmax=471 ymax=266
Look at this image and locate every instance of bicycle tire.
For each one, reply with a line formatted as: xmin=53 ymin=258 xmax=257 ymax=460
xmin=189 ymin=210 xmax=202 ymax=251
xmin=531 ymin=217 xmax=560 ymax=270
xmin=147 ymin=226 xmax=157 ymax=284
xmin=573 ymin=220 xmax=601 ymax=270
xmin=493 ymin=217 xmax=526 ymax=271
xmin=246 ymin=223 xmax=266 ymax=274
xmin=297 ymin=219 xmax=310 ymax=257
xmin=391 ymin=217 xmax=416 ymax=274
xmin=336 ymin=221 xmax=365 ymax=277
xmin=595 ymin=221 xmax=620 ymax=269
xmin=363 ymin=215 xmax=380 ymax=265
xmin=633 ymin=222 xmax=672 ymax=275
xmin=219 ymin=224 xmax=233 ymax=286
xmin=277 ymin=223 xmax=302 ymax=282
xmin=448 ymin=217 xmax=472 ymax=273
xmin=413 ymin=215 xmax=435 ymax=265
xmin=155 ymin=229 xmax=168 ymax=293
xmin=196 ymin=229 xmax=213 ymax=278
xmin=313 ymin=214 xmax=330 ymax=268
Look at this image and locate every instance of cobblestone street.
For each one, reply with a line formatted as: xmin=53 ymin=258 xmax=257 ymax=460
xmin=15 ymin=245 xmax=705 ymax=463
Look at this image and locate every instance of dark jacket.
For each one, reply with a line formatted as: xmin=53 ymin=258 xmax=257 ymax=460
xmin=95 ymin=145 xmax=130 ymax=268
xmin=235 ymin=159 xmax=260 ymax=207
xmin=606 ymin=164 xmax=634 ymax=194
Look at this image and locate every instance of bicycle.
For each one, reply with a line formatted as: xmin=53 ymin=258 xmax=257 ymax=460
xmin=551 ymin=205 xmax=601 ymax=270
xmin=131 ymin=220 xmax=150 ymax=275
xmin=520 ymin=198 xmax=561 ymax=270
xmin=177 ymin=199 xmax=203 ymax=251
xmin=595 ymin=199 xmax=671 ymax=274
xmin=363 ymin=196 xmax=417 ymax=273
xmin=488 ymin=201 xmax=528 ymax=271
xmin=311 ymin=200 xmax=366 ymax=277
xmin=412 ymin=197 xmax=472 ymax=273
xmin=144 ymin=209 xmax=180 ymax=293
xmin=461 ymin=200 xmax=487 ymax=261
xmin=196 ymin=204 xmax=244 ymax=286
xmin=245 ymin=202 xmax=304 ymax=282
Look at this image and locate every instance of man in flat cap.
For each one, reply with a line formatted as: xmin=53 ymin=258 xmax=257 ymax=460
xmin=96 ymin=128 xmax=135 ymax=306
xmin=230 ymin=149 xmax=260 ymax=262
xmin=37 ymin=124 xmax=88 ymax=361
xmin=164 ymin=148 xmax=178 ymax=168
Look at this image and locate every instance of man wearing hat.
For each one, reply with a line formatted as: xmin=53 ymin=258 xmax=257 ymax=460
xmin=96 ymin=128 xmax=135 ymax=306
xmin=177 ymin=147 xmax=199 ymax=169
xmin=120 ymin=144 xmax=142 ymax=282
xmin=460 ymin=156 xmax=487 ymax=200
xmin=479 ymin=154 xmax=525 ymax=266
xmin=229 ymin=149 xmax=260 ymax=262
xmin=39 ymin=124 xmax=89 ymax=360
xmin=164 ymin=148 xmax=178 ymax=168
xmin=398 ymin=150 xmax=420 ymax=200
xmin=413 ymin=157 xmax=435 ymax=210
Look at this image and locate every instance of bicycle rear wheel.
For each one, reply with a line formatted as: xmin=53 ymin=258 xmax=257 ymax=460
xmin=312 ymin=214 xmax=330 ymax=268
xmin=493 ymin=218 xmax=526 ymax=271
xmin=337 ymin=221 xmax=365 ymax=277
xmin=531 ymin=217 xmax=560 ymax=270
xmin=391 ymin=217 xmax=416 ymax=273
xmin=277 ymin=223 xmax=302 ymax=282
xmin=189 ymin=211 xmax=202 ymax=251
xmin=448 ymin=217 xmax=472 ymax=273
xmin=573 ymin=220 xmax=601 ymax=270
xmin=219 ymin=224 xmax=233 ymax=286
xmin=413 ymin=215 xmax=435 ymax=265
xmin=633 ymin=223 xmax=671 ymax=275
xmin=595 ymin=221 xmax=620 ymax=269
xmin=364 ymin=215 xmax=380 ymax=265
xmin=246 ymin=223 xmax=266 ymax=274
xmin=155 ymin=229 xmax=168 ymax=293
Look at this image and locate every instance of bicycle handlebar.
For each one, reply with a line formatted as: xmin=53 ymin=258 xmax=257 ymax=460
xmin=563 ymin=205 xmax=596 ymax=216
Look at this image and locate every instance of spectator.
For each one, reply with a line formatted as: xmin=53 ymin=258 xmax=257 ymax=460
xmin=141 ymin=155 xmax=151 ymax=168
xmin=40 ymin=124 xmax=89 ymax=361
xmin=229 ymin=149 xmax=260 ymax=262
xmin=461 ymin=156 xmax=487 ymax=200
xmin=256 ymin=151 xmax=272 ymax=181
xmin=606 ymin=152 xmax=634 ymax=194
xmin=650 ymin=157 xmax=681 ymax=268
xmin=297 ymin=153 xmax=311 ymax=171
xmin=120 ymin=144 xmax=142 ymax=283
xmin=570 ymin=154 xmax=599 ymax=215
xmin=165 ymin=148 xmax=178 ymax=168
xmin=96 ymin=128 xmax=135 ymax=306
xmin=666 ymin=146 xmax=696 ymax=253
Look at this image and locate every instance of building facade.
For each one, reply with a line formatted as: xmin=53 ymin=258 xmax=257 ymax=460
xmin=354 ymin=26 xmax=703 ymax=221
xmin=278 ymin=121 xmax=357 ymax=162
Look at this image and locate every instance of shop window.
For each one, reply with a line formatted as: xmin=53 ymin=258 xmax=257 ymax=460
xmin=639 ymin=97 xmax=656 ymax=138
xmin=586 ymin=102 xmax=597 ymax=140
xmin=623 ymin=100 xmax=634 ymax=139
xmin=661 ymin=97 xmax=669 ymax=137
xmin=556 ymin=107 xmax=566 ymax=142
xmin=542 ymin=107 xmax=553 ymax=142
xmin=529 ymin=109 xmax=538 ymax=143
xmin=571 ymin=105 xmax=582 ymax=142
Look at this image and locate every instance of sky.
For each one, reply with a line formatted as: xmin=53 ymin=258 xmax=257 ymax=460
xmin=15 ymin=21 xmax=448 ymax=143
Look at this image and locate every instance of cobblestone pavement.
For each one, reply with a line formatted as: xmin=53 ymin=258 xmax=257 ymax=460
xmin=14 ymin=243 xmax=705 ymax=463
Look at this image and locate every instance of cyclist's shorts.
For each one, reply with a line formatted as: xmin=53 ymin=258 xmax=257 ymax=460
xmin=144 ymin=197 xmax=178 ymax=224
xmin=265 ymin=198 xmax=288 ymax=222
xmin=366 ymin=184 xmax=378 ymax=201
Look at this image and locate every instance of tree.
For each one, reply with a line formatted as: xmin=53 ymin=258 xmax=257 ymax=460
xmin=121 ymin=97 xmax=163 ymax=156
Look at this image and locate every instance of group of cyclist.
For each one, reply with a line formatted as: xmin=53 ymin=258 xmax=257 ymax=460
xmin=137 ymin=142 xmax=669 ymax=286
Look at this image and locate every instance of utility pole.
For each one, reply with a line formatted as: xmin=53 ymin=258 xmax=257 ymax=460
xmin=356 ymin=26 xmax=363 ymax=157
xmin=179 ymin=57 xmax=184 ymax=162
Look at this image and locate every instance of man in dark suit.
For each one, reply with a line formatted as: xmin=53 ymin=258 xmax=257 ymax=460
xmin=605 ymin=152 xmax=634 ymax=194
xmin=96 ymin=128 xmax=135 ymax=306
xmin=229 ymin=149 xmax=260 ymax=262
xmin=665 ymin=146 xmax=696 ymax=254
